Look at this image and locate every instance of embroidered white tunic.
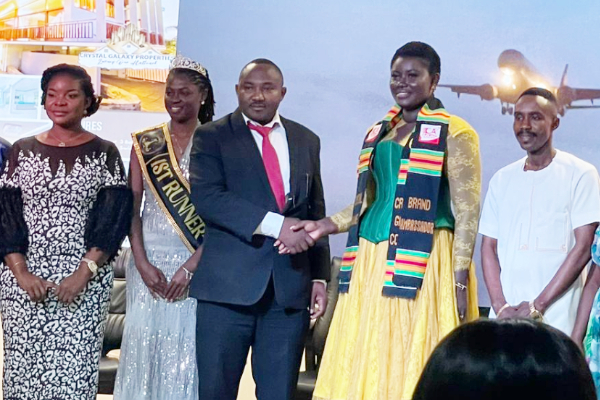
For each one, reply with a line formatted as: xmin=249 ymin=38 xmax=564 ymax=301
xmin=479 ymin=150 xmax=600 ymax=334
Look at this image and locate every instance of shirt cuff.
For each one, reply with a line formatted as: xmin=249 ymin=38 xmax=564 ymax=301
xmin=478 ymin=223 xmax=498 ymax=239
xmin=312 ymin=279 xmax=327 ymax=290
xmin=254 ymin=212 xmax=285 ymax=239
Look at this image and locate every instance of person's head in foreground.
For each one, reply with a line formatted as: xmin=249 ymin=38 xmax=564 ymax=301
xmin=412 ymin=319 xmax=595 ymax=400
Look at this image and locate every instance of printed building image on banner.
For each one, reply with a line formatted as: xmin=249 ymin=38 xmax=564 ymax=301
xmin=0 ymin=0 xmax=180 ymax=165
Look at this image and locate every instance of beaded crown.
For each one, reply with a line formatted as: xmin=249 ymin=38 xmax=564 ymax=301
xmin=169 ymin=55 xmax=208 ymax=78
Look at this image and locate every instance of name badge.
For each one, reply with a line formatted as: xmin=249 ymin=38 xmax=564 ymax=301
xmin=366 ymin=124 xmax=382 ymax=142
xmin=419 ymin=124 xmax=441 ymax=145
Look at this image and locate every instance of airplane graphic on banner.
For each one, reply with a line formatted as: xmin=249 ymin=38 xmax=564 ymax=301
xmin=439 ymin=49 xmax=600 ymax=116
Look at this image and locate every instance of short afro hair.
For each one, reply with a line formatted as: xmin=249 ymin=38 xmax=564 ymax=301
xmin=391 ymin=42 xmax=441 ymax=76
xmin=239 ymin=58 xmax=284 ymax=84
xmin=518 ymin=87 xmax=558 ymax=105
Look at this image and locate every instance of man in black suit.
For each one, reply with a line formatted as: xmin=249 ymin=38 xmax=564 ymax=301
xmin=189 ymin=59 xmax=330 ymax=400
xmin=0 ymin=136 xmax=10 ymax=171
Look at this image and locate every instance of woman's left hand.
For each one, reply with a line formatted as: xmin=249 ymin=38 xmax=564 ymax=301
xmin=455 ymin=270 xmax=469 ymax=323
xmin=164 ymin=262 xmax=194 ymax=302
xmin=56 ymin=266 xmax=92 ymax=304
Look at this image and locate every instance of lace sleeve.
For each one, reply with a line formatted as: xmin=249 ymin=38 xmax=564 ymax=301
xmin=330 ymin=203 xmax=354 ymax=233
xmin=446 ymin=119 xmax=482 ymax=271
xmin=0 ymin=188 xmax=28 ymax=259
xmin=102 ymin=143 xmax=127 ymax=187
xmin=330 ymin=175 xmax=375 ymax=233
xmin=84 ymin=186 xmax=133 ymax=263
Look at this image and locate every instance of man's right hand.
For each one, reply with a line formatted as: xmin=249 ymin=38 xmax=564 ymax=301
xmin=14 ymin=270 xmax=57 ymax=302
xmin=277 ymin=217 xmax=315 ymax=254
xmin=139 ymin=262 xmax=168 ymax=298
xmin=295 ymin=218 xmax=338 ymax=240
xmin=277 ymin=217 xmax=338 ymax=254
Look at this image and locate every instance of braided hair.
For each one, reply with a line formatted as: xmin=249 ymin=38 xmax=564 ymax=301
xmin=168 ymin=68 xmax=215 ymax=124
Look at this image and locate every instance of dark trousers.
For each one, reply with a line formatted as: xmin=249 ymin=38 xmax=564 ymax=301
xmin=196 ymin=281 xmax=310 ymax=400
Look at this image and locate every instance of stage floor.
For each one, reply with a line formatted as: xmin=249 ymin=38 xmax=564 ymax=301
xmin=0 ymin=335 xmax=258 ymax=400
xmin=95 ymin=353 xmax=258 ymax=400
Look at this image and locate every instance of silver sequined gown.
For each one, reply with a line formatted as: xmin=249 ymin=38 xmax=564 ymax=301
xmin=114 ymin=140 xmax=198 ymax=400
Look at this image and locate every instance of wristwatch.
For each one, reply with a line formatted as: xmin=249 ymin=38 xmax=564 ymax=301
xmin=82 ymin=258 xmax=98 ymax=278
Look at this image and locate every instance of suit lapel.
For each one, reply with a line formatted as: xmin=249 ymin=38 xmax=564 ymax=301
xmin=282 ymin=117 xmax=301 ymax=213
xmin=230 ymin=110 xmax=275 ymax=205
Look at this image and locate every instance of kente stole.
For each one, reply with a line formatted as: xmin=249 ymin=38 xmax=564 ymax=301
xmin=132 ymin=123 xmax=205 ymax=252
xmin=339 ymin=97 xmax=450 ymax=299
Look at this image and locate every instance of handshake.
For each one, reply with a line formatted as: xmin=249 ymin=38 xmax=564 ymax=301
xmin=274 ymin=217 xmax=338 ymax=255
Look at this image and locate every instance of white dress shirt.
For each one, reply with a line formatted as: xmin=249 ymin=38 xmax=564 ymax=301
xmin=244 ymin=113 xmax=326 ymax=288
xmin=243 ymin=113 xmax=288 ymax=238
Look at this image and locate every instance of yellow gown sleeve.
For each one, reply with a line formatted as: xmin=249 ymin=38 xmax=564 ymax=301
xmin=446 ymin=116 xmax=482 ymax=271
xmin=330 ymin=203 xmax=354 ymax=233
xmin=330 ymin=175 xmax=375 ymax=234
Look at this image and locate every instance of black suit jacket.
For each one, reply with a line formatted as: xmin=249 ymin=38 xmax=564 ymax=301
xmin=0 ymin=137 xmax=10 ymax=171
xmin=189 ymin=109 xmax=330 ymax=309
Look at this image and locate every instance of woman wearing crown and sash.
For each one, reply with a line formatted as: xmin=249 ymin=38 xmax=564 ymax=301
xmin=287 ymin=42 xmax=482 ymax=399
xmin=114 ymin=55 xmax=215 ymax=400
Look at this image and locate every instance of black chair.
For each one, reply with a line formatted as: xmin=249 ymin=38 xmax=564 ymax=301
xmin=295 ymin=257 xmax=341 ymax=400
xmin=97 ymin=248 xmax=131 ymax=394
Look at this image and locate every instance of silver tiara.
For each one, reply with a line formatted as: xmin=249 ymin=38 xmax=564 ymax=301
xmin=170 ymin=55 xmax=208 ymax=78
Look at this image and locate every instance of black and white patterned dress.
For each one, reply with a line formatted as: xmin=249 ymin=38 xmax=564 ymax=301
xmin=0 ymin=136 xmax=129 ymax=399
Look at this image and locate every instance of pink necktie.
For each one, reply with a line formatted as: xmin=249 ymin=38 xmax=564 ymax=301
xmin=248 ymin=122 xmax=286 ymax=211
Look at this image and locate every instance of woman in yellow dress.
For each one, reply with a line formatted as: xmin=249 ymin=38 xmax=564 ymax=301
xmin=293 ymin=42 xmax=481 ymax=400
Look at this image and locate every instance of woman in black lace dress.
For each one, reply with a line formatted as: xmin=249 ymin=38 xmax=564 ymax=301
xmin=0 ymin=64 xmax=132 ymax=399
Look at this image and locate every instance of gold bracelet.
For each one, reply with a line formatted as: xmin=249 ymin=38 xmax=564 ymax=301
xmin=496 ymin=303 xmax=510 ymax=317
xmin=11 ymin=261 xmax=26 ymax=270
xmin=529 ymin=300 xmax=544 ymax=321
xmin=455 ymin=282 xmax=467 ymax=291
xmin=181 ymin=266 xmax=194 ymax=280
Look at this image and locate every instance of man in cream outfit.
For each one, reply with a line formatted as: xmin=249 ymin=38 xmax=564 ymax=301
xmin=480 ymin=87 xmax=600 ymax=334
